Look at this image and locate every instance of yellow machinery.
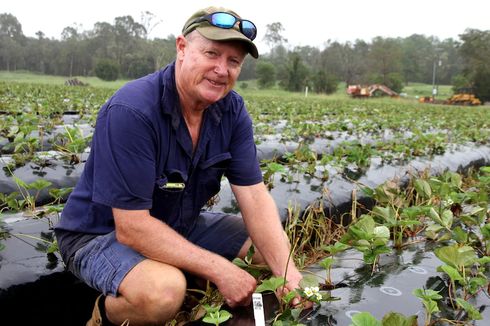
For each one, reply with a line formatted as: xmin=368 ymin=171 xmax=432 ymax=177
xmin=444 ymin=88 xmax=482 ymax=106
xmin=347 ymin=84 xmax=398 ymax=98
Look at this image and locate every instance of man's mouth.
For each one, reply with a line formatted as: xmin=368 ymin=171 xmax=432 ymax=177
xmin=207 ymin=78 xmax=226 ymax=87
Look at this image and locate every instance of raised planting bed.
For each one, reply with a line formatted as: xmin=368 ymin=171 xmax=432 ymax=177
xmin=1 ymin=82 xmax=490 ymax=325
xmin=1 ymin=165 xmax=489 ymax=325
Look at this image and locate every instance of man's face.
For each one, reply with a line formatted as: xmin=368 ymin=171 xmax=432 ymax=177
xmin=176 ymin=32 xmax=247 ymax=108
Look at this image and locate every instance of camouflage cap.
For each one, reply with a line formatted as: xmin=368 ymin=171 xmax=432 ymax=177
xmin=182 ymin=6 xmax=259 ymax=58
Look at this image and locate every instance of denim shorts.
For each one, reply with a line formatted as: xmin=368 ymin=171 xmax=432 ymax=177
xmin=70 ymin=212 xmax=249 ymax=296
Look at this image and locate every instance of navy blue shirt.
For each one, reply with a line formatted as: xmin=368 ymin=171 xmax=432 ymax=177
xmin=56 ymin=62 xmax=263 ymax=236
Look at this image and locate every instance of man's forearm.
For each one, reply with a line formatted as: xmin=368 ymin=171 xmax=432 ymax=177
xmin=232 ymin=183 xmax=296 ymax=277
xmin=113 ymin=208 xmax=230 ymax=282
xmin=112 ymin=208 xmax=258 ymax=306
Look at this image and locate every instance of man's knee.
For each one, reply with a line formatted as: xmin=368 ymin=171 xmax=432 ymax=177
xmin=139 ymin=275 xmax=187 ymax=322
xmin=118 ymin=260 xmax=187 ymax=323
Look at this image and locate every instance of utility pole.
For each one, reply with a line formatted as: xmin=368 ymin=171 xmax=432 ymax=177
xmin=432 ymin=56 xmax=442 ymax=100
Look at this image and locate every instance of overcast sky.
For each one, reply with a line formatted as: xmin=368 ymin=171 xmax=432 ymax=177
xmin=3 ymin=0 xmax=489 ymax=54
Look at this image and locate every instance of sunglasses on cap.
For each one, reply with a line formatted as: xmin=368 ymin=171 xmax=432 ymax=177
xmin=189 ymin=12 xmax=257 ymax=41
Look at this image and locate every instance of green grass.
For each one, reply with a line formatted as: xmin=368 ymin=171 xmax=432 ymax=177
xmin=0 ymin=70 xmax=130 ymax=89
xmin=402 ymin=82 xmax=453 ymax=99
xmin=1 ymin=70 xmax=457 ymax=103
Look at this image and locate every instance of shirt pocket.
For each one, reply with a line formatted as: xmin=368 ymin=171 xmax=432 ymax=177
xmin=197 ymin=152 xmax=232 ymax=203
xmin=151 ymin=170 xmax=187 ymax=226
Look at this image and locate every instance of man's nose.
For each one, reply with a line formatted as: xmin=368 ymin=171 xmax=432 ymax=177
xmin=214 ymin=58 xmax=228 ymax=75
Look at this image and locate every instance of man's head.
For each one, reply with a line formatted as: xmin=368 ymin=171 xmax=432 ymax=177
xmin=175 ymin=7 xmax=258 ymax=109
xmin=181 ymin=6 xmax=258 ymax=59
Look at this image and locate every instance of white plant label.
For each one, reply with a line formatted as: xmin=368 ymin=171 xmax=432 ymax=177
xmin=252 ymin=293 xmax=265 ymax=326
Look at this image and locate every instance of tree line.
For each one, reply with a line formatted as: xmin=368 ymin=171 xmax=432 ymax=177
xmin=0 ymin=13 xmax=489 ymax=100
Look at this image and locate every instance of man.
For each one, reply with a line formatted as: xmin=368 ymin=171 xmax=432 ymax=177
xmin=55 ymin=6 xmax=309 ymax=325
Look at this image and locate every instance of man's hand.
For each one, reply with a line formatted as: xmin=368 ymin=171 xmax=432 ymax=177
xmin=214 ymin=263 xmax=257 ymax=307
xmin=282 ymin=267 xmax=314 ymax=309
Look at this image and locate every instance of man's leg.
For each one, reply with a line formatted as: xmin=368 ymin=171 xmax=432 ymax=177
xmin=70 ymin=232 xmax=186 ymax=325
xmin=237 ymin=237 xmax=266 ymax=264
xmin=187 ymin=212 xmax=290 ymax=265
xmin=105 ymin=259 xmax=186 ymax=325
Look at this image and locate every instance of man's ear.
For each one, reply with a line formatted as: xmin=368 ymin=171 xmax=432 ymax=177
xmin=175 ymin=35 xmax=187 ymax=60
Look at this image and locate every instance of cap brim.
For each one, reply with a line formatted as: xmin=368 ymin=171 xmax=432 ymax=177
xmin=196 ymin=26 xmax=259 ymax=59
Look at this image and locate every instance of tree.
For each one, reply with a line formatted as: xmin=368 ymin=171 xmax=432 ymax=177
xmin=313 ymin=70 xmax=338 ymax=94
xmin=283 ymin=52 xmax=309 ymax=92
xmin=401 ymin=34 xmax=434 ymax=84
xmin=114 ymin=15 xmax=147 ymax=72
xmin=0 ymin=13 xmax=24 ymax=40
xmin=61 ymin=25 xmax=82 ymax=76
xmin=256 ymin=61 xmax=276 ymax=88
xmin=0 ymin=13 xmax=25 ymax=70
xmin=459 ymin=29 xmax=490 ymax=101
xmin=263 ymin=22 xmax=287 ymax=50
xmin=238 ymin=56 xmax=256 ymax=80
xmin=127 ymin=55 xmax=154 ymax=79
xmin=368 ymin=37 xmax=403 ymax=88
xmin=95 ymin=59 xmax=119 ymax=81
xmin=140 ymin=11 xmax=162 ymax=39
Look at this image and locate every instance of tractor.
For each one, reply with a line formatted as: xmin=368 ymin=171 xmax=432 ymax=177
xmin=444 ymin=87 xmax=482 ymax=106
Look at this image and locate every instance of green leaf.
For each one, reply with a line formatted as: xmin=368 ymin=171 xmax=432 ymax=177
xmin=372 ymin=206 xmax=396 ymax=225
xmin=440 ymin=209 xmax=453 ymax=228
xmin=434 ymin=245 xmax=477 ymax=268
xmin=398 ymin=219 xmax=421 ymax=227
xmin=448 ymin=172 xmax=462 ymax=188
xmin=46 ymin=240 xmax=58 ymax=254
xmin=203 ymin=304 xmax=220 ymax=314
xmin=322 ymin=242 xmax=349 ymax=255
xmin=381 ymin=312 xmax=418 ymax=326
xmin=400 ymin=206 xmax=425 ymax=220
xmin=477 ymin=256 xmax=490 ymax=264
xmin=424 ymin=299 xmax=440 ymax=314
xmin=256 ymin=276 xmax=286 ymax=293
xmin=290 ymin=307 xmax=303 ymax=321
xmin=216 ymin=310 xmax=232 ymax=324
xmin=480 ymin=223 xmax=490 ymax=239
xmin=427 ymin=207 xmax=441 ymax=224
xmin=468 ymin=276 xmax=488 ymax=294
xmin=12 ymin=175 xmax=28 ymax=190
xmin=299 ymin=274 xmax=319 ymax=288
xmin=439 ymin=264 xmax=463 ymax=282
xmin=349 ymin=312 xmax=381 ymax=326
xmin=28 ymin=178 xmax=52 ymax=191
xmin=452 ymin=226 xmax=468 ymax=244
xmin=232 ymin=257 xmax=248 ymax=269
xmin=348 ymin=215 xmax=376 ymax=241
xmin=355 ymin=239 xmax=371 ymax=249
xmin=282 ymin=290 xmax=297 ymax=305
xmin=413 ymin=288 xmax=442 ymax=301
xmin=363 ymin=252 xmax=377 ymax=265
xmin=414 ymin=179 xmax=431 ymax=199
xmin=267 ymin=162 xmax=286 ymax=173
xmin=373 ymin=226 xmax=390 ymax=239
xmin=320 ymin=292 xmax=341 ymax=302
xmin=243 ymin=244 xmax=255 ymax=265
xmin=456 ymin=298 xmax=482 ymax=320
xmin=319 ymin=257 xmax=334 ymax=270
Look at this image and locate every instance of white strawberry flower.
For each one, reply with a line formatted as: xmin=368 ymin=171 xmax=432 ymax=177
xmin=304 ymin=286 xmax=321 ymax=300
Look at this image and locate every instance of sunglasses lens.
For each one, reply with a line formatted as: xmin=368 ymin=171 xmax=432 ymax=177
xmin=241 ymin=20 xmax=257 ymax=40
xmin=211 ymin=13 xmax=236 ymax=28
